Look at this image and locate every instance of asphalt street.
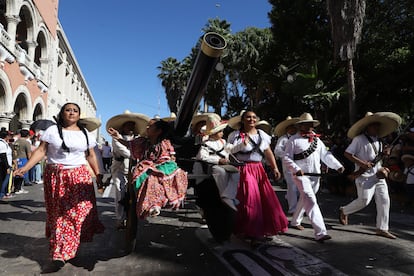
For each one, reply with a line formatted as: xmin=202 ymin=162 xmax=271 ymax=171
xmin=0 ymin=175 xmax=413 ymax=275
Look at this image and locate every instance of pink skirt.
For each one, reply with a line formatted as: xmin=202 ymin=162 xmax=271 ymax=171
xmin=43 ymin=164 xmax=104 ymax=261
xmin=234 ymin=162 xmax=288 ymax=238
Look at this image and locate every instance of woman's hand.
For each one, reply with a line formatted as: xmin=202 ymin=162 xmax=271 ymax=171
xmin=273 ymin=168 xmax=281 ymax=181
xmin=13 ymin=167 xmax=27 ymax=177
xmin=107 ymin=127 xmax=121 ymax=139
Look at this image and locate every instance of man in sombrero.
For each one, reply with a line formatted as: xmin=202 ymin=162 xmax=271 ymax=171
xmin=106 ymin=110 xmax=150 ymax=229
xmin=274 ymin=116 xmax=300 ymax=214
xmin=284 ymin=113 xmax=345 ymax=242
xmin=339 ymin=112 xmax=402 ymax=239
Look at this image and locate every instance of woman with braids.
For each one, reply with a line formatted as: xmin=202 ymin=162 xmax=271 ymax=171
xmin=108 ymin=118 xmax=188 ymax=219
xmin=14 ymin=103 xmax=104 ymax=272
xmin=227 ymin=110 xmax=288 ymax=245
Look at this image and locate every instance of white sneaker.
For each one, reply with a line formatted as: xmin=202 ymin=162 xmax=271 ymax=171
xmin=37 ymin=180 xmax=44 ymax=184
xmin=15 ymin=189 xmax=29 ymax=194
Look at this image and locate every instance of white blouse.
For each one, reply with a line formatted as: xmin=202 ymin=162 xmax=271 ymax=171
xmin=41 ymin=125 xmax=96 ymax=168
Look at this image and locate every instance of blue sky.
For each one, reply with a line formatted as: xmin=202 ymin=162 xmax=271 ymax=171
xmin=58 ymin=1 xmax=272 ymax=140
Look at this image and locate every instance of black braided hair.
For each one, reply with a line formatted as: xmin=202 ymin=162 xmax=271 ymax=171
xmin=55 ymin=103 xmax=90 ymax=156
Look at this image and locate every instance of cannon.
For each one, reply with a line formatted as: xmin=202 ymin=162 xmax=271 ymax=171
xmin=171 ymin=32 xmax=236 ymax=243
xmin=125 ymin=32 xmax=233 ymax=249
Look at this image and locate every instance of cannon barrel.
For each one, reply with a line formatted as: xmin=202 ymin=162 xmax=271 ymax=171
xmin=174 ymin=32 xmax=227 ymax=136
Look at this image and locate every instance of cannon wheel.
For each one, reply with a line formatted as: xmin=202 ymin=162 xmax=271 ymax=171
xmin=194 ymin=177 xmax=236 ymax=243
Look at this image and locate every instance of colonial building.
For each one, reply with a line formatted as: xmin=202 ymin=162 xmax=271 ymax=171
xmin=0 ymin=0 xmax=97 ymax=132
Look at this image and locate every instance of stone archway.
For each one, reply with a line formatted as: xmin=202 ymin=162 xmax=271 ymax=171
xmin=11 ymin=92 xmax=29 ymax=131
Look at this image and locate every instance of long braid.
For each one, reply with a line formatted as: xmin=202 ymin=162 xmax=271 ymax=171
xmin=77 ymin=121 xmax=90 ymax=156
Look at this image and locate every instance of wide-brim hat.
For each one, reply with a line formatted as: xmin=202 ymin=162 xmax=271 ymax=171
xmin=191 ymin=112 xmax=221 ymax=132
xmin=106 ymin=110 xmax=151 ymax=136
xmin=256 ymin=120 xmax=272 ymax=135
xmin=347 ymin=112 xmax=402 ymax=139
xmin=228 ymin=110 xmax=261 ymax=130
xmin=401 ymin=154 xmax=414 ymax=162
xmin=204 ymin=113 xmax=228 ymax=135
xmin=79 ymin=117 xmax=101 ymax=132
xmin=161 ymin=112 xmax=176 ymax=122
xmin=296 ymin=113 xmax=320 ymax=127
xmin=274 ymin=116 xmax=300 ymax=137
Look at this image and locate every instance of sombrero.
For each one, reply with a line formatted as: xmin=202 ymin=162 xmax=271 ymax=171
xmin=256 ymin=120 xmax=272 ymax=135
xmin=79 ymin=117 xmax=101 ymax=132
xmin=228 ymin=110 xmax=261 ymax=130
xmin=401 ymin=154 xmax=414 ymax=163
xmin=106 ymin=110 xmax=151 ymax=136
xmin=347 ymin=112 xmax=402 ymax=139
xmin=274 ymin=116 xmax=300 ymax=137
xmin=191 ymin=112 xmax=221 ymax=132
xmin=204 ymin=114 xmax=227 ymax=135
xmin=161 ymin=112 xmax=176 ymax=122
xmin=295 ymin=113 xmax=320 ymax=127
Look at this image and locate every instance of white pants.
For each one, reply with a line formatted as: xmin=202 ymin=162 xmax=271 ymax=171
xmin=291 ymin=175 xmax=328 ymax=239
xmin=283 ymin=164 xmax=299 ymax=214
xmin=112 ymin=169 xmax=128 ymax=221
xmin=341 ymin=176 xmax=390 ymax=231
xmin=212 ymin=165 xmax=240 ymax=209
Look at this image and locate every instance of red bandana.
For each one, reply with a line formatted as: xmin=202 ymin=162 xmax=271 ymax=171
xmin=301 ymin=132 xmax=320 ymax=142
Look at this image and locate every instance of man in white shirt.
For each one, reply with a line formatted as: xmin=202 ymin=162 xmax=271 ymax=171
xmin=284 ymin=113 xmax=344 ymax=242
xmin=274 ymin=116 xmax=300 ymax=214
xmin=339 ymin=112 xmax=402 ymax=239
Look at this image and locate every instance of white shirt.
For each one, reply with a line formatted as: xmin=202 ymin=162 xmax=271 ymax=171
xmin=284 ymin=133 xmax=343 ymax=174
xmin=228 ymin=129 xmax=271 ymax=162
xmin=0 ymin=138 xmax=12 ymax=167
xmin=196 ymin=138 xmax=231 ymax=165
xmin=41 ymin=125 xmax=96 ymax=167
xmin=345 ymin=134 xmax=382 ymax=177
xmin=274 ymin=134 xmax=290 ymax=159
xmin=404 ymin=166 xmax=414 ymax=185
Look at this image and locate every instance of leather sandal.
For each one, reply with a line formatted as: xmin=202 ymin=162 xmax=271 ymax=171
xmin=376 ymin=230 xmax=397 ymax=239
xmin=291 ymin=225 xmax=305 ymax=231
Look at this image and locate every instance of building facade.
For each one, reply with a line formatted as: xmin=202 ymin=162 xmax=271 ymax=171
xmin=0 ymin=0 xmax=97 ymax=132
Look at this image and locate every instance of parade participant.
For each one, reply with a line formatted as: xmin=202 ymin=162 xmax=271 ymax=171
xmin=14 ymin=103 xmax=104 ymax=272
xmin=339 ymin=112 xmax=402 ymax=239
xmin=106 ymin=111 xmax=149 ymax=228
xmin=284 ymin=112 xmax=344 ymax=242
xmin=274 ymin=116 xmax=300 ymax=214
xmin=13 ymin=129 xmax=32 ymax=193
xmin=108 ymin=118 xmax=188 ymax=219
xmin=0 ymin=128 xmax=13 ymax=199
xmin=227 ymin=110 xmax=288 ymax=244
xmin=196 ymin=114 xmax=239 ymax=211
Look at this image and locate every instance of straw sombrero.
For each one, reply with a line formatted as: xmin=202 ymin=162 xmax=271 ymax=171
xmin=256 ymin=120 xmax=272 ymax=135
xmin=161 ymin=112 xmax=176 ymax=122
xmin=228 ymin=110 xmax=261 ymax=130
xmin=401 ymin=154 xmax=414 ymax=163
xmin=191 ymin=112 xmax=221 ymax=132
xmin=274 ymin=116 xmax=300 ymax=137
xmin=204 ymin=114 xmax=227 ymax=135
xmin=295 ymin=113 xmax=320 ymax=127
xmin=347 ymin=112 xmax=402 ymax=139
xmin=106 ymin=110 xmax=150 ymax=136
xmin=79 ymin=117 xmax=101 ymax=132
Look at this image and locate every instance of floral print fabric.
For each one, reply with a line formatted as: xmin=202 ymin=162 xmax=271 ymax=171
xmin=130 ymin=138 xmax=188 ymax=218
xmin=43 ymin=164 xmax=104 ymax=261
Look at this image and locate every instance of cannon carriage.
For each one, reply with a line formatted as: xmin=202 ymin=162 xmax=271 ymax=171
xmin=124 ymin=32 xmax=236 ymax=251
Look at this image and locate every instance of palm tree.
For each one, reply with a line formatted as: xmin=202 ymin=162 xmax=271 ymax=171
xmin=327 ymin=0 xmax=366 ymax=124
xmin=157 ymin=57 xmax=185 ymax=113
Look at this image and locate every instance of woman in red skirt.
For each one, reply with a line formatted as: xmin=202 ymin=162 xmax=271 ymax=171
xmin=14 ymin=103 xmax=104 ymax=272
xmin=227 ymin=110 xmax=288 ymax=244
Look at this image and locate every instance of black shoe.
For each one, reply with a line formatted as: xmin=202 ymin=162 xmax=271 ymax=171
xmin=24 ymin=182 xmax=33 ymax=186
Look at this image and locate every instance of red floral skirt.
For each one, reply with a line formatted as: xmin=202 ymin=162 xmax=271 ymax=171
xmin=43 ymin=164 xmax=104 ymax=261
